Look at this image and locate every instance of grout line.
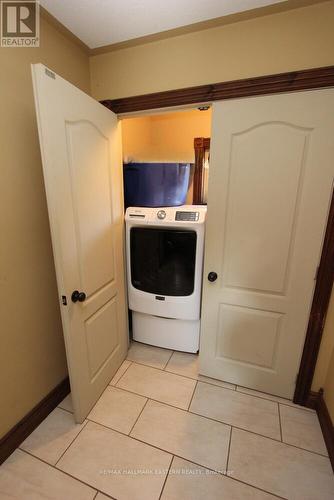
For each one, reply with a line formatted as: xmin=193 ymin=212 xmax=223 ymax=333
xmin=277 ymin=400 xmax=315 ymax=414
xmin=158 ymin=454 xmax=174 ymax=500
xmin=121 ymin=359 xmax=236 ymax=392
xmin=189 ymin=411 xmax=330 ymax=458
xmin=110 ymin=383 xmax=192 ymax=412
xmin=54 ymin=420 xmax=89 ymax=466
xmin=57 ymin=406 xmax=73 ymax=415
xmin=128 ymin=398 xmax=149 ymax=435
xmin=224 ymin=474 xmax=288 ymax=500
xmin=187 ymin=380 xmax=198 ymax=410
xmin=91 ymin=489 xmax=116 ymax=500
xmin=127 ymin=345 xmax=313 ymax=412
xmin=68 ymin=419 xmax=285 ymax=499
xmin=86 ymin=417 xmax=131 ymax=437
xmin=19 ymin=448 xmax=118 ymax=500
xmin=278 ymin=402 xmax=283 ymax=442
xmin=92 ymin=491 xmax=99 ymax=500
xmin=111 ymin=383 xmax=329 ymax=458
xmin=110 ymin=360 xmax=133 ymax=386
xmin=108 ymin=385 xmax=280 ymax=443
xmin=163 ymin=350 xmax=175 ymax=370
xmin=225 ymin=426 xmax=233 ymax=476
xmin=236 ymin=386 xmax=315 ymax=413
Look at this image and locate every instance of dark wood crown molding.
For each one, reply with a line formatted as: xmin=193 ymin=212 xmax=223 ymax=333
xmin=101 ymin=65 xmax=334 ymax=114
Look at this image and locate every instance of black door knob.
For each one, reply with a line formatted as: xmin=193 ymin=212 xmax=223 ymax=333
xmin=71 ymin=290 xmax=86 ymax=303
xmin=208 ymin=272 xmax=218 ymax=282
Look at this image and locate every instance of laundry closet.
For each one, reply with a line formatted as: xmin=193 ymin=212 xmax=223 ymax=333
xmin=120 ymin=109 xmax=211 ymax=353
xmin=32 ymin=64 xmax=334 ymax=422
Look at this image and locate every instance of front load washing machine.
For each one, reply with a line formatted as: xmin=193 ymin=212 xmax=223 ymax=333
xmin=125 ymin=205 xmax=206 ymax=352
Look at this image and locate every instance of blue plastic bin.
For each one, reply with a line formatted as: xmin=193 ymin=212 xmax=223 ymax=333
xmin=123 ymin=163 xmax=190 ymax=208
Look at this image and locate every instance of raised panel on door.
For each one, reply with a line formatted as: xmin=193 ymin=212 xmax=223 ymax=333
xmin=66 ymin=120 xmax=116 ymax=296
xmin=200 ymin=90 xmax=334 ymax=398
xmin=85 ymin=298 xmax=119 ymax=379
xmin=216 ymin=304 xmax=282 ymax=369
xmin=32 ymin=64 xmax=128 ymax=422
xmin=223 ymin=123 xmax=309 ymax=295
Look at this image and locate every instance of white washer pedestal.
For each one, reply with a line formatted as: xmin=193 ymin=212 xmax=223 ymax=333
xmin=132 ymin=311 xmax=200 ymax=353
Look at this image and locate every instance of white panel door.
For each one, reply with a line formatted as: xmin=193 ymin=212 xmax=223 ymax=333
xmin=200 ymin=89 xmax=334 ymax=398
xmin=32 ymin=64 xmax=128 ymax=422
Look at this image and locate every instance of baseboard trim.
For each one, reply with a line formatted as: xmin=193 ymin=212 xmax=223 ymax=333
xmin=305 ymin=390 xmax=320 ymax=410
xmin=317 ymin=391 xmax=334 ymax=471
xmin=0 ymin=377 xmax=70 ymax=465
xmin=306 ymin=389 xmax=334 ymax=471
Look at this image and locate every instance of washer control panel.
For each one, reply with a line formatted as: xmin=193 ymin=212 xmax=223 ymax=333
xmin=125 ymin=206 xmax=206 ymax=224
xmin=175 ymin=211 xmax=199 ymax=222
xmin=157 ymin=210 xmax=166 ymax=220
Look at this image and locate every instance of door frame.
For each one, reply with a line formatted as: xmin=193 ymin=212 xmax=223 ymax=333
xmin=102 ymin=65 xmax=334 ymax=406
xmin=193 ymin=137 xmax=210 ymax=205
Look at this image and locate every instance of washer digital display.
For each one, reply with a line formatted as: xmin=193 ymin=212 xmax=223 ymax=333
xmin=175 ymin=211 xmax=199 ymax=221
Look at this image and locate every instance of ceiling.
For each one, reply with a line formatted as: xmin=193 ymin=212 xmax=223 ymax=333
xmin=40 ymin=0 xmax=286 ymax=49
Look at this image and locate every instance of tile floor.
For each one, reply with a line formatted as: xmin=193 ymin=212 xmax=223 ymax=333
xmin=1 ymin=341 xmax=333 ymax=500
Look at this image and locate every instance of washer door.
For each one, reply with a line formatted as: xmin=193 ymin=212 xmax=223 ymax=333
xmin=130 ymin=227 xmax=197 ymax=296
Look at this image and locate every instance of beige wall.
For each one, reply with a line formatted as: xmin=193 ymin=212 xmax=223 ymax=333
xmin=323 ymin=347 xmax=334 ymax=421
xmin=0 ymin=16 xmax=90 ymax=438
xmin=312 ymin=287 xmax=334 ymax=420
xmin=122 ymin=109 xmax=211 ymax=163
xmin=90 ymin=1 xmax=334 ymax=100
xmin=312 ymin=288 xmax=334 ymax=391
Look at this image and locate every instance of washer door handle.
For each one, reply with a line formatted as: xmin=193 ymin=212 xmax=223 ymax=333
xmin=208 ymin=272 xmax=218 ymax=282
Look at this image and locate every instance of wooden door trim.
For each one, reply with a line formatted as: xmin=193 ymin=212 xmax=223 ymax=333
xmin=306 ymin=389 xmax=334 ymax=470
xmin=102 ymin=65 xmax=334 ymax=406
xmin=294 ymin=187 xmax=334 ymax=405
xmin=101 ymin=65 xmax=334 ymax=114
xmin=193 ymin=137 xmax=210 ymax=205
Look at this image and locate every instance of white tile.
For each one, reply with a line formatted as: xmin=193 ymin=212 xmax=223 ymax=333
xmin=131 ymin=400 xmax=230 ymax=472
xmin=280 ymin=404 xmax=328 ymax=455
xmin=109 ymin=360 xmax=132 ymax=385
xmin=165 ymin=352 xmax=236 ymax=389
xmin=127 ymin=341 xmax=172 ymax=369
xmin=229 ymin=428 xmax=334 ymax=500
xmin=161 ymin=456 xmax=277 ymax=500
xmin=58 ymin=394 xmax=73 ymax=413
xmin=57 ymin=421 xmax=172 ymax=500
xmin=20 ymin=407 xmax=86 ymax=465
xmin=95 ymin=494 xmax=112 ymax=500
xmin=236 ymin=386 xmax=316 ymax=412
xmin=198 ymin=375 xmax=236 ymax=390
xmin=190 ymin=382 xmax=281 ymax=440
xmin=117 ymin=363 xmax=196 ymax=410
xmin=0 ymin=449 xmax=96 ymax=500
xmin=165 ymin=351 xmax=199 ymax=378
xmin=88 ymin=386 xmax=147 ymax=434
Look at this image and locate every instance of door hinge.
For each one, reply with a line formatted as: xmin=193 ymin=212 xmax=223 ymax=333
xmin=61 ymin=295 xmax=67 ymax=306
xmin=45 ymin=68 xmax=55 ymax=79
